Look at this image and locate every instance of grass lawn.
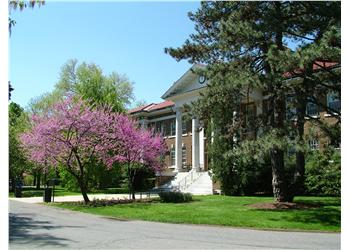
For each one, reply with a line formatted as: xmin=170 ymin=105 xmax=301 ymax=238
xmin=9 ymin=186 xmax=128 ymax=198
xmin=50 ymin=195 xmax=340 ymax=232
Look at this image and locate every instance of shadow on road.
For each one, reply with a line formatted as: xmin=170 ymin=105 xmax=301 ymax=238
xmin=9 ymin=212 xmax=82 ymax=247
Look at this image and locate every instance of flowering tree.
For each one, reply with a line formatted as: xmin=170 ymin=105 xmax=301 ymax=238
xmin=100 ymin=115 xmax=166 ymax=200
xmin=21 ymin=97 xmax=114 ymax=203
xmin=20 ymin=97 xmax=166 ymax=203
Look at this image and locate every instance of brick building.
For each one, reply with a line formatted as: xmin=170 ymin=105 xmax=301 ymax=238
xmin=129 ymin=63 xmax=340 ymax=194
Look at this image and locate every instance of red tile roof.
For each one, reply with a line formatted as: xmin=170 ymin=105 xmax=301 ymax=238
xmin=147 ymin=100 xmax=174 ymax=111
xmin=128 ymin=100 xmax=174 ymax=114
xmin=283 ymin=61 xmax=339 ymax=78
xmin=128 ymin=103 xmax=155 ymax=114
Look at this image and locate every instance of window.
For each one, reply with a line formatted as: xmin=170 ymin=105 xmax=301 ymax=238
xmin=156 ymin=122 xmax=165 ymax=136
xmin=306 ymin=98 xmax=319 ymax=117
xmin=327 ymin=91 xmax=340 ymax=113
xmin=170 ymin=147 xmax=175 ymax=166
xmin=182 ymin=145 xmax=187 ymax=166
xmin=182 ymin=120 xmax=187 ymax=134
xmin=309 ymin=138 xmax=320 ymax=150
xmin=170 ymin=119 xmax=176 ymax=136
xmin=286 ymin=96 xmax=297 ymax=120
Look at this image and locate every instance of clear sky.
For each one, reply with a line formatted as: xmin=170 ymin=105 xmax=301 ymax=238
xmin=9 ymin=1 xmax=201 ymax=108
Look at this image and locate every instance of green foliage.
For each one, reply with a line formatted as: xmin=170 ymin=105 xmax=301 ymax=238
xmin=58 ymin=162 xmax=124 ymax=192
xmin=9 ymin=102 xmax=32 ymax=183
xmin=22 ymin=174 xmax=34 ymax=186
xmin=215 ymin=137 xmax=273 ymax=196
xmin=305 ymin=148 xmax=340 ymax=196
xmin=28 ymin=59 xmax=135 ymax=114
xmin=58 ymin=167 xmax=80 ymax=191
xmin=56 ymin=59 xmax=135 ymax=112
xmin=86 ymin=161 xmax=123 ymax=191
xmin=165 ymin=2 xmax=340 ymax=201
xmin=158 ymin=192 xmax=193 ymax=203
xmin=131 ymin=168 xmax=156 ymax=192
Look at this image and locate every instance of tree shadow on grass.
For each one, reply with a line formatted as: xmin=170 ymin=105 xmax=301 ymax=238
xmin=9 ymin=212 xmax=83 ymax=247
xmin=288 ymin=199 xmax=341 ymax=228
xmin=253 ymin=199 xmax=340 ymax=229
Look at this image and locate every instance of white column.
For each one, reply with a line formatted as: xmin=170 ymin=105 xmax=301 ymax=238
xmin=175 ymin=108 xmax=182 ymax=172
xmin=192 ymin=118 xmax=200 ymax=172
xmin=199 ymin=127 xmax=204 ymax=170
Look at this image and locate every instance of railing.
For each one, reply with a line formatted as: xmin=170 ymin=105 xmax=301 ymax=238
xmin=177 ymin=171 xmax=204 ymax=192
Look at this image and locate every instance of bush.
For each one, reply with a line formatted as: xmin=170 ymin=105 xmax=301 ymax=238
xmin=23 ymin=174 xmax=34 ymax=186
xmin=305 ymin=148 xmax=340 ymax=196
xmin=158 ymin=191 xmax=193 ymax=203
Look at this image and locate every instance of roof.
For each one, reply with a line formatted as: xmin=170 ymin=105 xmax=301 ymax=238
xmin=128 ymin=103 xmax=155 ymax=114
xmin=283 ymin=61 xmax=340 ymax=78
xmin=161 ymin=64 xmax=206 ymax=99
xmin=128 ymin=100 xmax=174 ymax=114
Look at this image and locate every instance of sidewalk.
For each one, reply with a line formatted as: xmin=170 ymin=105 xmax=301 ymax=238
xmin=9 ymin=193 xmax=158 ymax=204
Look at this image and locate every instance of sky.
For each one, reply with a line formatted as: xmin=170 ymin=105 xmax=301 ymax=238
xmin=9 ymin=1 xmax=201 ymax=109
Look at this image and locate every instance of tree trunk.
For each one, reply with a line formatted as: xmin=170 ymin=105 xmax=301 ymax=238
xmin=293 ymin=92 xmax=307 ymax=195
xmin=36 ymin=171 xmax=41 ymax=189
xmin=78 ymin=180 xmax=90 ymax=203
xmin=131 ymin=168 xmax=137 ymax=201
xmin=131 ymin=188 xmax=135 ymax=200
xmin=271 ymin=148 xmax=289 ymax=202
xmin=270 ymin=94 xmax=292 ymax=202
xmin=294 ymin=151 xmax=305 ymax=193
xmin=33 ymin=172 xmax=36 ymax=187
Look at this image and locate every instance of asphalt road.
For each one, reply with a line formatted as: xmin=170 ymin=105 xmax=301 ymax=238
xmin=9 ymin=200 xmax=340 ymax=249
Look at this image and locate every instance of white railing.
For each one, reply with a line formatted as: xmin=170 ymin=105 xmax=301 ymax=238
xmin=177 ymin=171 xmax=204 ymax=192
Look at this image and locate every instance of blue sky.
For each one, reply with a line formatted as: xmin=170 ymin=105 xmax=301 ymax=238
xmin=9 ymin=1 xmax=201 ymax=108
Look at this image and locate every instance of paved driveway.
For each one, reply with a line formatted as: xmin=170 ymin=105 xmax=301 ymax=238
xmin=9 ymin=200 xmax=340 ymax=249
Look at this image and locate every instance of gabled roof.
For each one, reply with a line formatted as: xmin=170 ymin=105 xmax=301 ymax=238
xmin=128 ymin=100 xmax=174 ymax=115
xmin=161 ymin=64 xmax=206 ymax=99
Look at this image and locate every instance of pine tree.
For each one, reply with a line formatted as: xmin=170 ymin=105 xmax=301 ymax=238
xmin=165 ymin=1 xmax=340 ymax=202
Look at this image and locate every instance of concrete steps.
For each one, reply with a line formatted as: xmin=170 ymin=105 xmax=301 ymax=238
xmin=183 ymin=171 xmax=213 ymax=195
xmin=159 ymin=171 xmax=213 ymax=195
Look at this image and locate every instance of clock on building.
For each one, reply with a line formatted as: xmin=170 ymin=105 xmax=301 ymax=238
xmin=198 ymin=75 xmax=206 ymax=84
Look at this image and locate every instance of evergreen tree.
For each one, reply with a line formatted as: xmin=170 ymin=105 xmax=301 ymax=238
xmin=165 ymin=1 xmax=340 ymax=202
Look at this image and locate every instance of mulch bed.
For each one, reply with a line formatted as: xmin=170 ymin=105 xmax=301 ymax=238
xmin=58 ymin=197 xmax=158 ymax=207
xmin=248 ymin=202 xmax=321 ymax=210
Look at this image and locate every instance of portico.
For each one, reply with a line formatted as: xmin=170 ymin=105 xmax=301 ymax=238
xmin=174 ymin=107 xmax=202 ymax=172
xmin=162 ymin=64 xmax=208 ymax=173
xmin=129 ymin=64 xmax=213 ymax=194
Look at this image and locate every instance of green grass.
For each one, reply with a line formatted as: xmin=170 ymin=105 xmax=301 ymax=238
xmin=50 ymin=195 xmax=340 ymax=232
xmin=9 ymin=186 xmax=128 ymax=198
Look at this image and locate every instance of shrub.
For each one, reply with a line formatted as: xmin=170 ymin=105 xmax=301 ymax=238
xmin=22 ymin=174 xmax=34 ymax=186
xmin=305 ymin=147 xmax=341 ymax=196
xmin=158 ymin=191 xmax=193 ymax=203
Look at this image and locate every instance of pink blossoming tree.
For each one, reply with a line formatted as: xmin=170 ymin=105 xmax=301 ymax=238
xmin=20 ymin=97 xmax=166 ymax=203
xmin=99 ymin=115 xmax=166 ymax=200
